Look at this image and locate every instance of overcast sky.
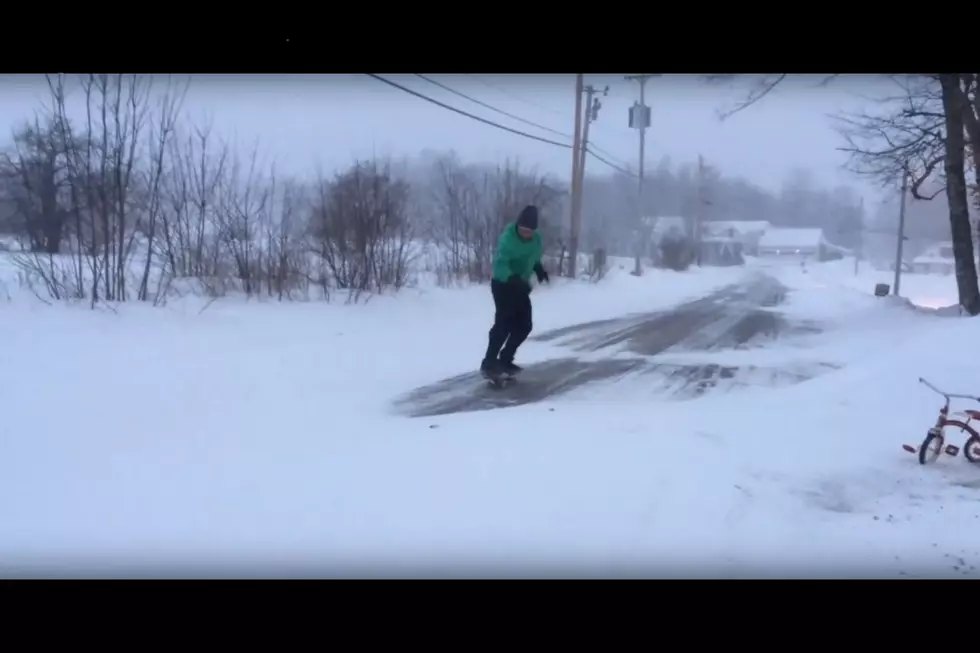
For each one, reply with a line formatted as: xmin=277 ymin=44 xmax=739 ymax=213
xmin=0 ymin=73 xmax=896 ymax=205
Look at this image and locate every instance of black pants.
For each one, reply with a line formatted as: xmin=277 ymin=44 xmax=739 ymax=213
xmin=485 ymin=279 xmax=532 ymax=363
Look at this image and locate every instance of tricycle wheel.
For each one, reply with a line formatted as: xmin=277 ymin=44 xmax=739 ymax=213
xmin=965 ymin=435 xmax=980 ymax=463
xmin=919 ymin=431 xmax=943 ymax=465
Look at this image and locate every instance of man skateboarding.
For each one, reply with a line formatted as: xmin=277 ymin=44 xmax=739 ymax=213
xmin=480 ymin=204 xmax=549 ymax=378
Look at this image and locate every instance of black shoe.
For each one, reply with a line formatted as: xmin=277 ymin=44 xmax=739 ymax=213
xmin=498 ymin=360 xmax=522 ymax=376
xmin=481 ymin=358 xmax=500 ymax=376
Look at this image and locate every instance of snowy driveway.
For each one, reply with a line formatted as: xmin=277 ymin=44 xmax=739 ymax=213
xmin=393 ymin=272 xmax=828 ymax=417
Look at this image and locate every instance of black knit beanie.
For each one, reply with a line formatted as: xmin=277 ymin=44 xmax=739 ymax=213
xmin=517 ymin=205 xmax=539 ymax=230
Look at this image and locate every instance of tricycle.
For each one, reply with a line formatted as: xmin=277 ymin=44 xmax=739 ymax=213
xmin=903 ymin=377 xmax=980 ymax=465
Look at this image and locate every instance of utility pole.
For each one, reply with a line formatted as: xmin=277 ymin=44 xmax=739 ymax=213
xmin=574 ymin=84 xmax=609 ymax=240
xmin=625 ymin=74 xmax=657 ymax=275
xmin=696 ymin=154 xmax=705 ymax=267
xmin=567 ymin=74 xmax=585 ymax=279
xmin=854 ymin=196 xmax=864 ymax=276
xmin=577 ymin=85 xmax=608 ymax=188
xmin=893 ymin=164 xmax=909 ymax=296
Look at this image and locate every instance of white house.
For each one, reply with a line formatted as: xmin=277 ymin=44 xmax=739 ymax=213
xmin=699 ymin=235 xmax=744 ymax=266
xmin=702 ymin=220 xmax=770 ymax=255
xmin=911 ymin=241 xmax=954 ymax=274
xmin=757 ymin=227 xmax=841 ymax=262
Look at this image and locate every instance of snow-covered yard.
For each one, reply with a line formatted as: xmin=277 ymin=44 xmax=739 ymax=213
xmin=2 ymin=258 xmax=979 ymax=578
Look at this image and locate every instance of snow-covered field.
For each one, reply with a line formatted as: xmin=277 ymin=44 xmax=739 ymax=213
xmin=3 ymin=256 xmax=979 ymax=578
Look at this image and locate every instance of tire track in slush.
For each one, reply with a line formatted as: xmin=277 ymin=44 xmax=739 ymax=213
xmin=392 ymin=273 xmax=832 ymax=417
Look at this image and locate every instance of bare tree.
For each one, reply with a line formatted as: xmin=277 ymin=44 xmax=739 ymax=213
xmin=0 ymin=119 xmax=70 ymax=253
xmin=939 ymin=74 xmax=980 ymax=314
xmin=39 ymin=74 xmax=154 ymax=304
xmin=309 ymin=158 xmax=415 ymax=301
xmin=832 ymin=75 xmax=980 ymax=312
xmin=425 ymin=155 xmax=565 ymax=284
xmin=262 ymin=171 xmax=309 ymax=301
xmin=159 ymin=119 xmax=229 ymax=289
xmin=84 ymin=74 xmax=153 ymax=301
xmin=834 ymin=76 xmax=945 ymax=199
xmin=3 ymin=75 xmax=197 ymax=305
xmin=708 ymin=74 xmax=788 ymax=120
xmin=953 ymin=74 xmax=980 ymax=204
xmin=714 ymin=73 xmax=980 ymax=313
xmin=707 ymin=74 xmax=835 ymax=120
xmin=424 ymin=152 xmax=473 ymax=286
xmin=217 ymin=143 xmax=270 ymax=296
xmin=137 ymin=76 xmax=189 ymax=302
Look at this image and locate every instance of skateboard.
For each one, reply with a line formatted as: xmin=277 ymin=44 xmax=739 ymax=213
xmin=481 ymin=368 xmax=520 ymax=389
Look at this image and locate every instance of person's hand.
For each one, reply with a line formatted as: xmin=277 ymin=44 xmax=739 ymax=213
xmin=534 ymin=264 xmax=549 ymax=284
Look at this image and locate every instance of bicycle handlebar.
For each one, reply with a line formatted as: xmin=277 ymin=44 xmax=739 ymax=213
xmin=919 ymin=377 xmax=980 ymax=402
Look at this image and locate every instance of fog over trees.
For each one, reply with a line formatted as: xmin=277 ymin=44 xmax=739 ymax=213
xmin=0 ymin=74 xmax=971 ymax=308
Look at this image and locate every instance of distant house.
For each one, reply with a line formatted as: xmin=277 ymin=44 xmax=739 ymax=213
xmin=702 ymin=220 xmax=770 ymax=255
xmin=699 ymin=236 xmax=744 ymax=267
xmin=757 ymin=227 xmax=845 ymax=262
xmin=643 ymin=217 xmax=757 ymax=266
xmin=911 ymin=241 xmax=954 ymax=274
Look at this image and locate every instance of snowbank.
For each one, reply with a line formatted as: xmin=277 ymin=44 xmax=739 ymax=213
xmin=771 ymin=257 xmax=961 ymax=309
xmin=1 ymin=258 xmax=978 ymax=578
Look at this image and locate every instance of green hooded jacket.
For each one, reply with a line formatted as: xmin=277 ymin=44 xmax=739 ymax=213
xmin=492 ymin=222 xmax=543 ymax=284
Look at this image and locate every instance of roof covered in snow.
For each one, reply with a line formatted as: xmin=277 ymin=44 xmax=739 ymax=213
xmin=758 ymin=227 xmax=824 ymax=250
xmin=703 ymin=220 xmax=771 ymax=236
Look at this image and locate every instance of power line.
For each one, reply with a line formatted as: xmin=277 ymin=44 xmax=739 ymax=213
xmin=585 ymin=145 xmax=635 ymax=177
xmin=365 ymin=74 xmax=637 ymax=178
xmin=366 ymin=73 xmax=569 ymax=148
xmin=463 ymin=74 xmax=568 ymax=118
xmin=582 ymin=141 xmax=628 ymax=169
xmin=416 ymin=74 xmax=629 ymax=169
xmin=415 ymin=74 xmax=571 ymax=140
